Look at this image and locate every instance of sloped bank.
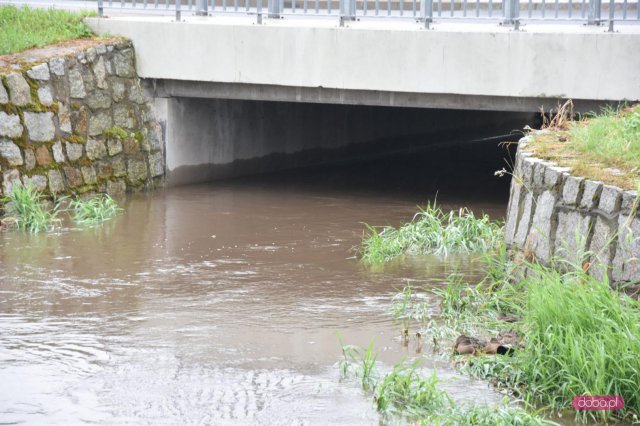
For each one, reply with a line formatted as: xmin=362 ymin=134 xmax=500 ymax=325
xmin=505 ymin=134 xmax=638 ymax=283
xmin=0 ymin=39 xmax=164 ymax=198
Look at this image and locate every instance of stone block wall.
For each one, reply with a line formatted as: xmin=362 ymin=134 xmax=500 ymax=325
xmin=505 ymin=134 xmax=639 ymax=284
xmin=0 ymin=39 xmax=164 ymax=198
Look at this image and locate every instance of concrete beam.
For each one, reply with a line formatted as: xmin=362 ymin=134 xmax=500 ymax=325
xmin=150 ymin=79 xmax=616 ymax=112
xmin=87 ymin=17 xmax=640 ymax=106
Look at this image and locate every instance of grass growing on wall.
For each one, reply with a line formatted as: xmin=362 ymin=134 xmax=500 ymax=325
xmin=0 ymin=5 xmax=95 ymax=55
xmin=531 ymin=103 xmax=640 ymax=189
xmin=360 ymin=203 xmax=502 ymax=263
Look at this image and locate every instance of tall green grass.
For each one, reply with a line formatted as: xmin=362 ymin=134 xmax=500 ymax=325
xmin=521 ymin=264 xmax=640 ymax=422
xmin=2 ymin=184 xmax=61 ymax=233
xmin=361 ymin=203 xmax=502 ymax=263
xmin=568 ymin=105 xmax=640 ymax=172
xmin=446 ymin=260 xmax=640 ymax=422
xmin=0 ymin=5 xmax=95 ymax=55
xmin=69 ymin=194 xmax=122 ymax=224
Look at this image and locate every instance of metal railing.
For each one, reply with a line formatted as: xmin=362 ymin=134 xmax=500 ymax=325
xmin=95 ymin=0 xmax=639 ymax=30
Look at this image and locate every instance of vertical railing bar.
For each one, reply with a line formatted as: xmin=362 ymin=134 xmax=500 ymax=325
xmin=608 ymin=0 xmax=615 ymax=29
xmin=438 ymin=0 xmax=442 ymax=16
xmin=315 ymin=0 xmax=319 ymax=14
xmin=154 ymin=0 xmax=158 ymax=8
xmin=541 ymin=0 xmax=545 ymax=18
xmin=364 ymin=0 xmax=368 ymax=15
xmin=304 ymin=0 xmax=308 ymax=13
xmin=175 ymin=0 xmax=181 ymax=20
xmin=233 ymin=0 xmax=237 ymax=12
xmin=188 ymin=0 xmax=192 ymax=10
xmin=588 ymin=0 xmax=601 ymax=23
xmin=622 ymin=0 xmax=627 ymax=19
xmin=476 ymin=0 xmax=479 ymax=17
xmin=98 ymin=0 xmax=104 ymax=15
xmin=488 ymin=0 xmax=493 ymax=17
xmin=121 ymin=0 xmax=124 ymax=8
xmin=528 ymin=0 xmax=532 ymax=17
xmin=463 ymin=0 xmax=467 ymax=16
xmin=421 ymin=0 xmax=433 ymax=27
xmin=223 ymin=0 xmax=227 ymax=12
xmin=413 ymin=0 xmax=417 ymax=16
xmin=375 ymin=0 xmax=379 ymax=15
xmin=581 ymin=0 xmax=586 ymax=17
xmin=568 ymin=0 xmax=572 ymax=17
xmin=400 ymin=0 xmax=404 ymax=15
xmin=450 ymin=0 xmax=454 ymax=15
xmin=328 ymin=0 xmax=332 ymax=15
xmin=292 ymin=0 xmax=296 ymax=13
xmin=554 ymin=0 xmax=558 ymax=17
xmin=387 ymin=0 xmax=391 ymax=16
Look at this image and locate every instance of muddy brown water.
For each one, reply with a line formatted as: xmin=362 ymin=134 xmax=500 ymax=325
xmin=1 ymin=143 xmax=522 ymax=425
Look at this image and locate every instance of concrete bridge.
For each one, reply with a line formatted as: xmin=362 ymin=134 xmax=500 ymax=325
xmin=85 ymin=15 xmax=640 ymax=184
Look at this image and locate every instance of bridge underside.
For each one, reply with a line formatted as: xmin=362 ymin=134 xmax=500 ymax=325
xmin=152 ymin=79 xmax=614 ymax=114
xmin=155 ymin=95 xmax=535 ymax=185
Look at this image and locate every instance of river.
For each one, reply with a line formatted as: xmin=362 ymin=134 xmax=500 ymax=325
xmin=0 ymin=141 xmax=515 ymax=425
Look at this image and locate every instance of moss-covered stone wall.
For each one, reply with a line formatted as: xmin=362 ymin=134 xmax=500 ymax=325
xmin=0 ymin=39 xmax=164 ymax=197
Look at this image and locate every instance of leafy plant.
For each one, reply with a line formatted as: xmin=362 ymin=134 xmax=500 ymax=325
xmin=69 ymin=193 xmax=122 ymax=224
xmin=2 ymin=183 xmax=61 ymax=233
xmin=361 ymin=203 xmax=502 ymax=263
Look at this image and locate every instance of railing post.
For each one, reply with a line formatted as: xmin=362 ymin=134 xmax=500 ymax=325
xmin=607 ymin=0 xmax=614 ymax=30
xmin=257 ymin=0 xmax=263 ymax=23
xmin=175 ymin=0 xmax=182 ymax=20
xmin=588 ymin=0 xmax=602 ymax=24
xmin=420 ymin=0 xmax=433 ymax=28
xmin=196 ymin=0 xmax=208 ymax=15
xmin=339 ymin=0 xmax=356 ymax=25
xmin=268 ymin=0 xmax=283 ymax=18
xmin=98 ymin=0 xmax=104 ymax=16
xmin=503 ymin=0 xmax=520 ymax=28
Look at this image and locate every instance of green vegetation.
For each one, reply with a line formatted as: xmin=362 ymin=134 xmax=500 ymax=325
xmin=2 ymin=183 xmax=61 ymax=233
xmin=69 ymin=193 xmax=122 ymax=224
xmin=1 ymin=185 xmax=122 ymax=231
xmin=339 ymin=340 xmax=552 ymax=425
xmin=521 ymin=265 xmax=640 ymax=421
xmin=104 ymin=126 xmax=129 ymax=141
xmin=0 ymin=5 xmax=95 ymax=55
xmin=531 ymin=103 xmax=640 ymax=189
xmin=402 ymin=256 xmax=640 ymax=423
xmin=360 ymin=203 xmax=502 ymax=263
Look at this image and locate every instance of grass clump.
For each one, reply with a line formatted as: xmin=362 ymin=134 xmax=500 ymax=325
xmin=0 ymin=5 xmax=95 ymax=55
xmin=360 ymin=203 xmax=502 ymax=263
xmin=69 ymin=193 xmax=122 ymax=224
xmin=531 ymin=103 xmax=640 ymax=189
xmin=442 ymin=260 xmax=640 ymax=423
xmin=1 ymin=183 xmax=60 ymax=233
xmin=520 ymin=265 xmax=640 ymax=422
xmin=338 ymin=340 xmax=551 ymax=425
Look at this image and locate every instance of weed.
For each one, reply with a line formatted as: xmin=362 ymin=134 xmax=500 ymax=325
xmin=361 ymin=203 xmax=502 ymax=263
xmin=520 ymin=262 xmax=640 ymax=422
xmin=2 ymin=183 xmax=61 ymax=233
xmin=69 ymin=193 xmax=122 ymax=225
